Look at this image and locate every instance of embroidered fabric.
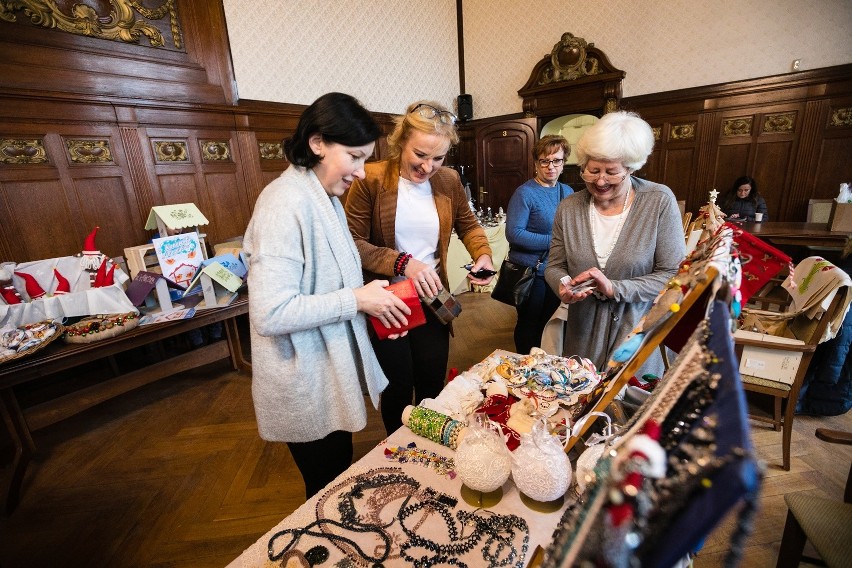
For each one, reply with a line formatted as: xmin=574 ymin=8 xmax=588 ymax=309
xmin=454 ymin=415 xmax=512 ymax=492
xmin=541 ymin=300 xmax=762 ymax=568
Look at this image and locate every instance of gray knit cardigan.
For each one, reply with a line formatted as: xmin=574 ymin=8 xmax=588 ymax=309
xmin=544 ymin=177 xmax=686 ymax=376
xmin=243 ymin=166 xmax=388 ymax=443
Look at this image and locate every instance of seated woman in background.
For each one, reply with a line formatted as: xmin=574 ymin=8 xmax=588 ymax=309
xmin=505 ymin=134 xmax=573 ymax=355
xmin=544 ymin=111 xmax=685 ymax=377
xmin=722 ymin=175 xmax=768 ymax=222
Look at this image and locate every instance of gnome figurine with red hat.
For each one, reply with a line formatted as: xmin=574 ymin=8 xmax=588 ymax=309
xmin=14 ymin=271 xmax=46 ymax=301
xmin=80 ymin=226 xmax=104 ymax=270
xmin=53 ymin=268 xmax=71 ymax=295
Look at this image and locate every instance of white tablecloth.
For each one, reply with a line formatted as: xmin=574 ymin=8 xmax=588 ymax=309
xmin=446 ymin=222 xmax=509 ymax=294
xmin=227 ymin=421 xmax=567 ymax=568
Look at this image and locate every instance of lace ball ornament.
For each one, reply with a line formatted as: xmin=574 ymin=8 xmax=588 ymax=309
xmin=511 ymin=421 xmax=571 ymax=502
xmin=574 ymin=443 xmax=607 ymax=494
xmin=454 ymin=416 xmax=512 ymax=492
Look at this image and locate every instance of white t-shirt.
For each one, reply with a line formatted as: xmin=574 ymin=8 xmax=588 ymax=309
xmin=394 ymin=177 xmax=439 ymax=281
xmin=590 ymin=203 xmax=631 ymax=270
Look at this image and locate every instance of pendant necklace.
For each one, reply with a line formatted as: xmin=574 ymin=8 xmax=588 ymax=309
xmin=589 ymin=185 xmax=632 ymax=261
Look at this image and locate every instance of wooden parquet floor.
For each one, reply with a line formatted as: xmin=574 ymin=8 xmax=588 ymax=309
xmin=0 ymin=292 xmax=850 ymax=567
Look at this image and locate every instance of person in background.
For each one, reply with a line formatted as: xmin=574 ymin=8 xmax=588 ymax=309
xmin=722 ymin=175 xmax=768 ymax=222
xmin=243 ymin=92 xmax=411 ymax=499
xmin=545 ymin=111 xmax=685 ymax=376
xmin=345 ymin=100 xmax=494 ymax=434
xmin=506 ymin=134 xmax=573 ymax=354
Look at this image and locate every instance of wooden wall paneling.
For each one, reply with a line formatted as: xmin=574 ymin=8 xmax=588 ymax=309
xmin=642 ymin=115 xmax=702 ymax=207
xmin=0 ymin=175 xmax=78 ymax=262
xmin=235 ymin=130 xmax=267 ymax=211
xmin=0 ymin=0 xmax=232 ymax=106
xmin=802 ymin=97 xmax=852 ymax=209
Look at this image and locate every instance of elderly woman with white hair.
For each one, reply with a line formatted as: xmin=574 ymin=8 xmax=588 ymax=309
xmin=544 ymin=111 xmax=685 ymax=375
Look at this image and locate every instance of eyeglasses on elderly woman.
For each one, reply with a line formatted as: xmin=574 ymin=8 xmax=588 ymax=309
xmin=411 ymin=103 xmax=457 ymax=125
xmin=579 ymin=170 xmax=630 ymax=184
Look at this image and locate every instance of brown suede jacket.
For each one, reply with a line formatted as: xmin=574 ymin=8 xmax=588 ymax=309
xmin=344 ymin=159 xmax=492 ymax=291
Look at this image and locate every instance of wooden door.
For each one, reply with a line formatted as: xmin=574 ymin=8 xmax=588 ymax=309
xmin=476 ymin=118 xmax=537 ymax=211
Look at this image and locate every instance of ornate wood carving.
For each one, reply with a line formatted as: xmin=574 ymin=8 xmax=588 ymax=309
xmin=152 ymin=140 xmax=189 ymax=163
xmin=199 ymin=140 xmax=230 ymax=162
xmin=829 ymin=106 xmax=852 ymax=128
xmin=518 ymin=32 xmax=625 ymax=119
xmin=670 ymin=123 xmax=697 ymax=140
xmin=0 ymin=0 xmax=184 ymax=50
xmin=763 ymin=112 xmax=797 ymax=133
xmin=722 ymin=117 xmax=753 ymax=137
xmin=258 ymin=142 xmax=284 ymax=160
xmin=65 ymin=139 xmax=112 ymax=164
xmin=0 ymin=138 xmax=48 ymax=164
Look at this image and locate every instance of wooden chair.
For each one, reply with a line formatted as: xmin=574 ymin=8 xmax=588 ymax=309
xmin=735 ymin=285 xmax=848 ymax=471
xmin=681 ymin=211 xmax=692 ymax=238
xmin=776 ymin=428 xmax=852 ymax=568
xmin=807 ymin=198 xmax=835 ymax=224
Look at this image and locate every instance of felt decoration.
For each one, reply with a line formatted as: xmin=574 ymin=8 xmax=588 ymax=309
xmin=726 ymin=222 xmax=791 ymax=305
xmin=611 ymin=333 xmax=644 ymax=362
xmin=80 ymin=226 xmax=103 ymax=269
xmin=14 ymin=271 xmax=46 ymax=299
xmin=52 ymin=268 xmax=71 ymax=295
xmin=1 ymin=286 xmax=22 ymax=304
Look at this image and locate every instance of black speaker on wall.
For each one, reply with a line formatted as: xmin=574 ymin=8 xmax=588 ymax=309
xmin=457 ymin=94 xmax=473 ymax=121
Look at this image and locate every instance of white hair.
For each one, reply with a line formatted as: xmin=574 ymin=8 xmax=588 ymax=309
xmin=574 ymin=111 xmax=655 ymax=171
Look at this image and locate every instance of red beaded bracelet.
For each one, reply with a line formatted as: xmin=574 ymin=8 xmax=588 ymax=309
xmin=394 ymin=252 xmax=412 ymax=276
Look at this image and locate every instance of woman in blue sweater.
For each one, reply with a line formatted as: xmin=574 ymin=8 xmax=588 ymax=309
xmin=505 ymin=135 xmax=573 ymax=354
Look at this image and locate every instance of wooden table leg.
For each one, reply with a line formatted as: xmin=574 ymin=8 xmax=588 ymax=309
xmin=224 ymin=316 xmax=251 ymax=373
xmin=1 ymin=387 xmax=35 ymax=515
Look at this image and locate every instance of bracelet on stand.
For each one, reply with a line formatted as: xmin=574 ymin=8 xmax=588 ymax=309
xmin=394 ymin=252 xmax=413 ymax=276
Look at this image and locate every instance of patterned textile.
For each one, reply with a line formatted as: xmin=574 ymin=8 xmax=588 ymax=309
xmin=726 ymin=222 xmax=791 ymax=305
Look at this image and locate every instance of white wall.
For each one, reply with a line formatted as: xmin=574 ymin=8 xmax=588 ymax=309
xmin=224 ymin=0 xmax=852 ymax=119
xmin=222 ymin=0 xmax=459 ymax=114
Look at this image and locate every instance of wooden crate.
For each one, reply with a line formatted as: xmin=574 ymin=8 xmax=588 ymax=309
xmin=123 ymin=244 xmax=160 ymax=279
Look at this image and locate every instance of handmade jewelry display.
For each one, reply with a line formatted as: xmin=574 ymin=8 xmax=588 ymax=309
xmin=541 ymin=300 xmax=761 ymax=568
xmin=63 ymin=311 xmax=138 ymax=343
xmin=267 ymin=466 xmax=531 ymax=568
xmin=403 ymin=405 xmax=466 ymax=450
xmin=384 ymin=442 xmax=456 ymax=478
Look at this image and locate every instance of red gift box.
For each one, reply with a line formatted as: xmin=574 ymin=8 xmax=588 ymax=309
xmin=369 ymin=279 xmax=427 ymax=340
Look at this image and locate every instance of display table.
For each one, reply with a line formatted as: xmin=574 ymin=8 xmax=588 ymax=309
xmin=0 ymin=295 xmax=250 ymax=513
xmin=446 ymin=222 xmax=508 ymax=294
xmin=227 ymin=423 xmax=566 ymax=568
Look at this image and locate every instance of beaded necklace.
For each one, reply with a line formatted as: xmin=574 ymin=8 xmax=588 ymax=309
xmin=589 ymin=185 xmax=632 ymax=262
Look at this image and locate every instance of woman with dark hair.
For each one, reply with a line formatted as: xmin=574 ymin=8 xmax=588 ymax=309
xmin=506 ymin=134 xmax=573 ymax=354
xmin=345 ymin=100 xmax=493 ymax=434
xmin=722 ymin=175 xmax=768 ymax=222
xmin=243 ymin=92 xmax=410 ymax=499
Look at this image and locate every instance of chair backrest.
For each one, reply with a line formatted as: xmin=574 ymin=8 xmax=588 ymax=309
xmin=807 ymin=198 xmax=835 ymax=224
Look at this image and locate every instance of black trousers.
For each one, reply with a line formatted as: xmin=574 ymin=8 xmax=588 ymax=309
xmin=372 ymin=307 xmax=450 ymax=434
xmin=286 ymin=429 xmax=353 ymax=500
xmin=514 ymin=275 xmax=561 ymax=355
